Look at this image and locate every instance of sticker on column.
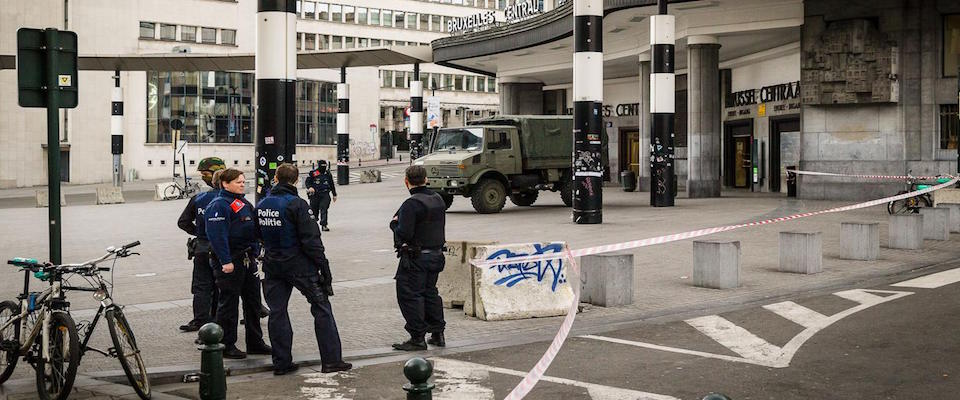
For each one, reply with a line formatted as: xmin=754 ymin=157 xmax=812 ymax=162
xmin=278 ymin=155 xmax=284 ymax=162
xmin=265 ymin=136 xmax=274 ymax=144
xmin=259 ymin=157 xmax=266 ymax=166
xmin=269 ymin=162 xmax=277 ymax=170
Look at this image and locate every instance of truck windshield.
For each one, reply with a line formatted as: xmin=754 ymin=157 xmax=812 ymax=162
xmin=433 ymin=128 xmax=484 ymax=151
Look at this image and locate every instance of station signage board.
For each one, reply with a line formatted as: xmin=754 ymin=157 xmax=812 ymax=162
xmin=448 ymin=0 xmax=544 ymax=34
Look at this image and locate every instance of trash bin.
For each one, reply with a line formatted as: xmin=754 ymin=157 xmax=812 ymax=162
xmin=786 ymin=166 xmax=797 ymax=197
xmin=620 ymin=170 xmax=637 ymax=192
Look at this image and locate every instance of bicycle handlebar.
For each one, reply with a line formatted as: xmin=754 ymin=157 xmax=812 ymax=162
xmin=10 ymin=241 xmax=142 ymax=274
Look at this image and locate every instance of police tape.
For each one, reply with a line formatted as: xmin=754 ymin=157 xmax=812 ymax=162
xmin=785 ymin=169 xmax=946 ymax=181
xmin=488 ymin=175 xmax=959 ymax=399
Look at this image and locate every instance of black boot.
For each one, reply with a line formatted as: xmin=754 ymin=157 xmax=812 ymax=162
xmin=179 ymin=321 xmax=204 ymax=332
xmin=223 ymin=346 xmax=247 ymax=359
xmin=321 ymin=361 xmax=353 ymax=373
xmin=392 ymin=337 xmax=427 ymax=351
xmin=427 ymin=331 xmax=445 ymax=347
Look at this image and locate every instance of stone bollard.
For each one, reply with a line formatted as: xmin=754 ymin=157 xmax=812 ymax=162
xmin=940 ymin=204 xmax=960 ymax=233
xmin=779 ymin=231 xmax=822 ymax=274
xmin=581 ymin=253 xmax=634 ymax=307
xmin=198 ymin=323 xmax=226 ymax=400
xmin=402 ymin=357 xmax=435 ymax=400
xmin=693 ymin=240 xmax=740 ymax=289
xmin=920 ymin=207 xmax=950 ymax=240
xmin=888 ymin=214 xmax=923 ymax=250
xmin=840 ymin=222 xmax=880 ymax=261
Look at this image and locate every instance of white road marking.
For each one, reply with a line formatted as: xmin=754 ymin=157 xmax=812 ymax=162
xmin=582 ymin=289 xmax=913 ymax=368
xmin=891 ymin=268 xmax=960 ymax=289
xmin=300 ymin=371 xmax=355 ymax=400
xmin=432 ymin=359 xmax=495 ymax=400
xmin=432 ymin=358 xmax=680 ymax=400
xmin=762 ymin=301 xmax=829 ymax=329
xmin=134 ymin=273 xmax=157 ymax=277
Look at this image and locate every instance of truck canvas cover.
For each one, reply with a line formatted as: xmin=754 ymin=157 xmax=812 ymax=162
xmin=469 ymin=115 xmax=608 ymax=170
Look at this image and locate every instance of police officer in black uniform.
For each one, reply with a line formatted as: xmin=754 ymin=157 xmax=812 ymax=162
xmin=205 ymin=168 xmax=272 ymax=359
xmin=306 ymin=160 xmax=337 ymax=231
xmin=176 ymin=157 xmax=225 ymax=332
xmin=256 ymin=164 xmax=352 ymax=375
xmin=390 ymin=165 xmax=447 ymax=351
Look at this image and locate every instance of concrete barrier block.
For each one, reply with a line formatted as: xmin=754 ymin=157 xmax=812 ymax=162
xmin=779 ymin=231 xmax=823 ymax=274
xmin=35 ymin=190 xmax=66 ymax=208
xmin=95 ymin=186 xmax=125 ymax=205
xmin=888 ymin=214 xmax=923 ymax=249
xmin=933 ymin=188 xmax=960 ymax=206
xmin=580 ymin=253 xmax=634 ymax=307
xmin=920 ymin=207 xmax=950 ymax=241
xmin=359 ymin=169 xmax=381 ymax=183
xmin=840 ymin=222 xmax=880 ymax=261
xmin=693 ymin=240 xmax=740 ymax=289
xmin=471 ymin=242 xmax=574 ymax=321
xmin=939 ymin=204 xmax=960 ymax=233
xmin=155 ymin=182 xmax=177 ymax=200
xmin=437 ymin=240 xmax=495 ymax=317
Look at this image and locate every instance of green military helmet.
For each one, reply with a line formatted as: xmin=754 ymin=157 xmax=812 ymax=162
xmin=197 ymin=157 xmax=226 ymax=172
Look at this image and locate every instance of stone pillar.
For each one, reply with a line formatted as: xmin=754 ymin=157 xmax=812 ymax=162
xmin=639 ymin=54 xmax=652 ymax=192
xmin=686 ymin=35 xmax=721 ymax=198
xmin=498 ymin=81 xmax=544 ymax=115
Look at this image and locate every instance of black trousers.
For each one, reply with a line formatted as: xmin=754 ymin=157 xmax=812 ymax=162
xmin=189 ymin=248 xmax=218 ymax=325
xmin=395 ymin=252 xmax=445 ymax=338
xmin=309 ymin=192 xmax=331 ymax=226
xmin=214 ymin=255 xmax=266 ymax=349
xmin=262 ymin=272 xmax=343 ymax=369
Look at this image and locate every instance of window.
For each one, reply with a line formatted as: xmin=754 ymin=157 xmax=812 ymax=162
xmin=296 ymin=80 xmax=337 ymax=145
xmin=369 ymin=8 xmax=380 ymax=25
xmin=304 ymin=1 xmax=315 ymax=19
xmin=331 ymin=35 xmax=342 ymax=49
xmin=382 ymin=70 xmax=393 ymax=88
xmin=419 ymin=13 xmax=429 ymax=30
xmin=407 ymin=12 xmax=418 ymax=29
xmin=181 ymin=26 xmax=196 ymax=42
xmin=431 ymin=15 xmax=441 ymax=32
xmin=331 ymin=4 xmax=342 ymax=22
xmin=946 ymin=15 xmax=960 ymax=77
xmin=357 ymin=7 xmax=367 ymax=24
xmin=139 ymin=22 xmax=155 ymax=39
xmin=371 ymin=38 xmax=381 ymax=47
xmin=317 ymin=3 xmax=329 ymax=20
xmin=147 ymin=71 xmax=255 ymax=144
xmin=395 ymin=71 xmax=405 ymax=88
xmin=465 ymin=76 xmax=475 ymax=91
xmin=941 ymin=105 xmax=959 ymax=149
xmin=344 ymin=5 xmax=355 ymax=23
xmin=319 ymin=34 xmax=328 ymax=50
xmin=383 ymin=40 xmax=393 ymax=46
xmin=395 ymin=11 xmax=404 ymax=28
xmin=202 ymin=27 xmax=217 ymax=44
xmin=359 ymin=37 xmax=368 ymax=48
xmin=487 ymin=130 xmax=512 ymax=149
xmin=221 ymin=29 xmax=236 ymax=45
xmin=487 ymin=77 xmax=496 ymax=93
xmin=304 ymin=33 xmax=316 ymax=50
xmin=477 ymin=76 xmax=486 ymax=92
xmin=444 ymin=74 xmax=453 ymax=89
xmin=296 ymin=33 xmax=303 ymax=50
xmin=160 ymin=24 xmax=177 ymax=40
xmin=454 ymin=75 xmax=464 ymax=91
xmin=430 ymin=73 xmax=440 ymax=89
xmin=383 ymin=10 xmax=393 ymax=27
xmin=345 ymin=36 xmax=354 ymax=49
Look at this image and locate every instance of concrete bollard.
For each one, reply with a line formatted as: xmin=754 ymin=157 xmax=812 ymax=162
xmin=198 ymin=323 xmax=226 ymax=400
xmin=693 ymin=240 xmax=740 ymax=289
xmin=35 ymin=190 xmax=66 ymax=208
xmin=840 ymin=222 xmax=880 ymax=261
xmin=779 ymin=231 xmax=822 ymax=274
xmin=402 ymin=357 xmax=435 ymax=400
xmin=581 ymin=253 xmax=634 ymax=307
xmin=919 ymin=207 xmax=950 ymax=241
xmin=96 ymin=186 xmax=125 ymax=205
xmin=887 ymin=214 xmax=923 ymax=250
xmin=937 ymin=204 xmax=960 ymax=233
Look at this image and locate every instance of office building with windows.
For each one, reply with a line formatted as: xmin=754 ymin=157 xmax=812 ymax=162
xmin=0 ymin=0 xmax=501 ymax=187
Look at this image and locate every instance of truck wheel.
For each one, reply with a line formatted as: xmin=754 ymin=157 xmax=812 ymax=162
xmin=439 ymin=193 xmax=454 ymax=210
xmin=509 ymin=191 xmax=539 ymax=207
xmin=560 ymin=179 xmax=573 ymax=207
xmin=471 ymin=179 xmax=506 ymax=214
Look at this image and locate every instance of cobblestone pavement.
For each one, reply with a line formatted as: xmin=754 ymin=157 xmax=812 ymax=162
xmin=2 ymin=175 xmax=960 ymax=388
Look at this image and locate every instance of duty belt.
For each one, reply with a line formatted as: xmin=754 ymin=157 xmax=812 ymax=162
xmin=420 ymin=247 xmax=447 ymax=254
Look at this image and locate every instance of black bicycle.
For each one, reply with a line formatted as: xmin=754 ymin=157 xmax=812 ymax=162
xmin=0 ymin=241 xmax=151 ymax=400
xmin=886 ymin=175 xmax=950 ymax=214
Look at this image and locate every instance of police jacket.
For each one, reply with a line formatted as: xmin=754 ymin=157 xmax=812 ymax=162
xmin=255 ymin=183 xmax=330 ymax=277
xmin=205 ymin=190 xmax=258 ymax=266
xmin=306 ymin=168 xmax=337 ymax=197
xmin=177 ymin=190 xmax=219 ymax=241
xmin=391 ymin=186 xmax=446 ymax=249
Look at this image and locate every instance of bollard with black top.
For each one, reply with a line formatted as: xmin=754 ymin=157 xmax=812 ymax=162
xmin=402 ymin=357 xmax=435 ymax=400
xmin=198 ymin=323 xmax=227 ymax=400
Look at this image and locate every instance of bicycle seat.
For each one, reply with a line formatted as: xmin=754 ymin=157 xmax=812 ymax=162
xmin=7 ymin=257 xmax=41 ymax=268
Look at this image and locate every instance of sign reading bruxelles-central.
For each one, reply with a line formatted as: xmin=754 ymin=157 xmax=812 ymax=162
xmin=448 ymin=0 xmax=543 ymax=34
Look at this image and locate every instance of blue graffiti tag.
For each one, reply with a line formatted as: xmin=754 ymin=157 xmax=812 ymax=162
xmin=486 ymin=243 xmax=567 ymax=292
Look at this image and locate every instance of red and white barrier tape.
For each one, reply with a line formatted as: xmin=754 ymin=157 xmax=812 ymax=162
xmin=485 ymin=175 xmax=959 ymax=399
xmin=786 ymin=169 xmax=948 ymax=181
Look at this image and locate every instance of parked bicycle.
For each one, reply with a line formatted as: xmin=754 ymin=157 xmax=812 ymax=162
xmin=887 ymin=174 xmax=951 ymax=214
xmin=0 ymin=241 xmax=151 ymax=400
xmin=163 ymin=176 xmax=200 ymax=200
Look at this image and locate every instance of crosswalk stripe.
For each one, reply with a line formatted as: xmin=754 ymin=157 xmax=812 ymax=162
xmin=891 ymin=267 xmax=960 ymax=289
xmin=832 ymin=289 xmax=887 ymax=305
xmin=685 ymin=315 xmax=783 ymax=363
xmin=762 ymin=301 xmax=829 ymax=329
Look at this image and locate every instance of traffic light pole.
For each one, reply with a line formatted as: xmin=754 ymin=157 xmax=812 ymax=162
xmin=45 ymin=29 xmax=62 ymax=265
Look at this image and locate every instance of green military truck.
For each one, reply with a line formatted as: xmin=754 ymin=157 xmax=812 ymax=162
xmin=418 ymin=115 xmax=607 ymax=214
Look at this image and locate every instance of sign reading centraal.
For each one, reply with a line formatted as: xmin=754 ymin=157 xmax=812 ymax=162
xmin=448 ymin=0 xmax=543 ymax=34
xmin=728 ymin=81 xmax=801 ymax=107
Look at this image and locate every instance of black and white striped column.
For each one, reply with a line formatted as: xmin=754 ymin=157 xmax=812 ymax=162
xmin=649 ymin=1 xmax=676 ymax=207
xmin=410 ymin=63 xmax=424 ymax=160
xmin=337 ymin=67 xmax=350 ymax=185
xmin=255 ymin=0 xmax=297 ymax=201
xmin=572 ymin=0 xmax=603 ymax=224
xmin=111 ymin=71 xmax=123 ymax=187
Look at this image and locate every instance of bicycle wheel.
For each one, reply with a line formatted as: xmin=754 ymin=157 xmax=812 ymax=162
xmin=34 ymin=311 xmax=79 ymax=400
xmin=106 ymin=307 xmax=151 ymax=399
xmin=163 ymin=184 xmax=180 ymax=200
xmin=0 ymin=300 xmax=20 ymax=384
xmin=887 ymin=191 xmax=913 ymax=214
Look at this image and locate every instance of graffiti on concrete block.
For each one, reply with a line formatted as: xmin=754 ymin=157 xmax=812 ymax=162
xmin=485 ymin=243 xmax=567 ymax=292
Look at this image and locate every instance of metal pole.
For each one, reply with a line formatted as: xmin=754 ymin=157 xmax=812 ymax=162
xmin=44 ymin=28 xmax=62 ymax=265
xmin=410 ymin=63 xmax=424 ymax=160
xmin=572 ymin=0 xmax=604 ymax=224
xmin=650 ymin=0 xmax=676 ymax=207
xmin=111 ymin=69 xmax=123 ymax=187
xmin=337 ymin=67 xmax=350 ymax=185
xmin=255 ymin=0 xmax=297 ymax=202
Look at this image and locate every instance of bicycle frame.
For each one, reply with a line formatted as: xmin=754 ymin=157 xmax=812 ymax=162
xmin=1 ymin=271 xmax=66 ymax=364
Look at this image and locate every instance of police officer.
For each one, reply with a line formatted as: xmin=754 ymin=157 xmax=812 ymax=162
xmin=256 ymin=163 xmax=352 ymax=375
xmin=176 ymin=157 xmax=226 ymax=332
xmin=306 ymin=160 xmax=337 ymax=231
xmin=390 ymin=165 xmax=447 ymax=351
xmin=205 ymin=168 xmax=272 ymax=359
